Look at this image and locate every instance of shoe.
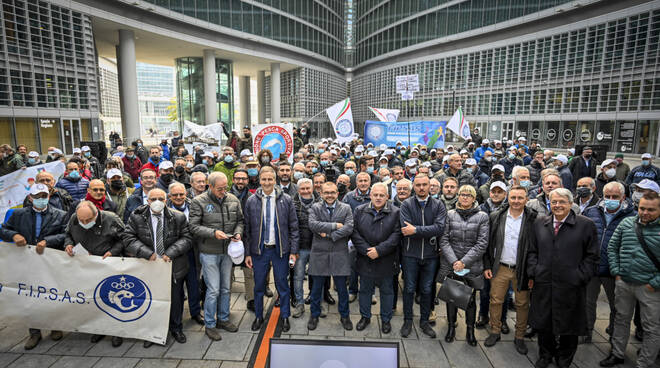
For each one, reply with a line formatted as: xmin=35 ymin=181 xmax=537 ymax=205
xmin=420 ymin=322 xmax=436 ymax=338
xmin=292 ymin=304 xmax=304 ymax=318
xmin=341 ymin=317 xmax=353 ymax=331
xmin=291 ymin=299 xmax=297 ymax=308
xmin=172 ymin=330 xmax=186 ymax=344
xmin=434 ymin=295 xmax=440 ymax=305
xmin=382 ymin=321 xmax=392 ymax=334
xmin=348 ymin=294 xmax=357 ymax=303
xmin=143 ymin=341 xmax=154 ymax=348
xmin=247 ymin=300 xmax=255 ymax=312
xmin=218 ymin=320 xmax=239 ymax=333
xmin=281 ymin=318 xmax=290 ymax=332
xmin=274 ymin=296 xmax=280 ymax=307
xmin=205 ymin=327 xmax=222 ymax=341
xmin=445 ymin=325 xmax=456 ymax=343
xmin=599 ymin=354 xmax=624 ymax=367
xmin=372 ymin=295 xmax=377 ymax=305
xmin=324 ymin=293 xmax=336 ymax=305
xmin=524 ymin=326 xmax=536 ymax=339
xmin=192 ymin=314 xmax=205 ymax=325
xmin=111 ymin=336 xmax=123 ymax=347
xmin=634 ymin=328 xmax=643 ymax=341
xmin=400 ymin=320 xmax=412 ymax=337
xmin=484 ymin=333 xmax=501 ymax=347
xmin=501 ymin=321 xmax=510 ymax=335
xmin=514 ymin=338 xmax=528 ymax=355
xmin=476 ymin=315 xmax=489 ymax=329
xmin=251 ymin=318 xmax=264 ymax=331
xmin=535 ymin=357 xmax=552 ymax=368
xmin=307 ymin=317 xmax=319 ymax=330
xmin=24 ymin=333 xmax=41 ymax=350
xmin=356 ymin=317 xmax=370 ymax=331
xmin=466 ymin=327 xmax=477 ymax=346
xmin=90 ymin=334 xmax=105 ymax=343
xmin=50 ymin=330 xmax=63 ymax=341
xmin=579 ymin=335 xmax=592 ymax=344
xmin=265 ymin=288 xmax=274 ymax=297
xmin=305 ymin=296 xmax=311 ymax=305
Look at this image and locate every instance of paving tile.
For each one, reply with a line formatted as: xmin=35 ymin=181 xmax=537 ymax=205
xmin=0 ymin=324 xmax=30 ymax=352
xmin=124 ymin=337 xmax=174 ymax=359
xmin=9 ymin=330 xmax=65 ymax=354
xmin=572 ymin=343 xmax=611 ymax=368
xmin=402 ymin=339 xmax=450 ymax=367
xmin=480 ymin=339 xmax=535 ymax=368
xmin=177 ymin=360 xmax=222 ymax=368
xmin=134 ymin=358 xmax=180 ymax=368
xmin=84 ymin=338 xmax=135 ymax=357
xmin=50 ymin=356 xmax=100 ymax=368
xmin=91 ymin=357 xmax=141 ymax=368
xmin=345 ymin=317 xmax=381 ymax=339
xmin=307 ymin=314 xmax=346 ymax=337
xmin=204 ymin=333 xmax=253 ymax=361
xmin=46 ymin=332 xmax=95 ymax=356
xmin=442 ymin=340 xmax=491 ymax=368
xmin=0 ymin=353 xmax=20 ymax=368
xmin=6 ymin=354 xmax=58 ymax=368
xmin=284 ymin=314 xmax=309 ymax=335
xmin=219 ymin=362 xmax=248 ymax=368
xmin=163 ymin=332 xmax=211 ymax=360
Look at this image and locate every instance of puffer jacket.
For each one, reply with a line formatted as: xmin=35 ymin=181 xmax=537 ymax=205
xmin=434 ymin=168 xmax=476 ymax=187
xmin=526 ymin=161 xmax=544 ymax=185
xmin=0 ymin=206 xmax=67 ymax=249
xmin=55 ymin=175 xmax=90 ymax=201
xmin=342 ymin=188 xmax=371 ymax=212
xmin=292 ymin=191 xmax=321 ymax=250
xmin=437 ymin=205 xmax=489 ymax=287
xmin=64 ymin=210 xmax=125 ymax=256
xmin=399 ymin=195 xmax=447 ymax=260
xmin=189 ymin=190 xmax=244 ymax=255
xmin=583 ymin=199 xmax=636 ymax=276
xmin=608 ymin=215 xmax=660 ymax=290
xmin=22 ymin=188 xmax=74 ymax=213
xmin=243 ymin=187 xmax=300 ymax=257
xmin=351 ymin=201 xmax=402 ymax=277
xmin=123 ymin=205 xmax=192 ymax=280
xmin=625 ymin=164 xmax=660 ymax=186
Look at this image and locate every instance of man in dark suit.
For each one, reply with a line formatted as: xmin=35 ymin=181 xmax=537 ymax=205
xmin=568 ymin=146 xmax=597 ymax=188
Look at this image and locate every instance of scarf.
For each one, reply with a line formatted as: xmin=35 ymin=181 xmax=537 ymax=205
xmin=85 ymin=192 xmax=106 ymax=211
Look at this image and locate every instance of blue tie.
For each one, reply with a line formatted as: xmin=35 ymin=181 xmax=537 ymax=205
xmin=35 ymin=212 xmax=42 ymax=238
xmin=327 ymin=206 xmax=334 ymax=218
xmin=264 ymin=196 xmax=272 ymax=244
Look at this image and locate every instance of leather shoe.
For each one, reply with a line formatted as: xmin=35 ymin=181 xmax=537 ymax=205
xmin=340 ymin=317 xmax=353 ymax=331
xmin=24 ymin=333 xmax=41 ymax=350
xmin=50 ymin=330 xmax=63 ymax=341
xmin=192 ymin=314 xmax=205 ymax=325
xmin=400 ymin=320 xmax=412 ymax=337
xmin=356 ymin=317 xmax=370 ymax=331
xmin=501 ymin=321 xmax=510 ymax=335
xmin=265 ymin=288 xmax=274 ymax=297
xmin=599 ymin=354 xmax=624 ymax=367
xmin=247 ymin=300 xmax=255 ymax=312
xmin=251 ymin=318 xmax=264 ymax=331
xmin=484 ymin=333 xmax=501 ymax=347
xmin=381 ymin=321 xmax=392 ymax=334
xmin=111 ymin=336 xmax=123 ymax=347
xmin=90 ymin=334 xmax=105 ymax=343
xmin=514 ymin=338 xmax=528 ymax=355
xmin=324 ymin=293 xmax=336 ymax=305
xmin=281 ymin=318 xmax=290 ymax=332
xmin=535 ymin=357 xmax=552 ymax=368
xmin=420 ymin=322 xmax=436 ymax=338
xmin=307 ymin=317 xmax=319 ymax=330
xmin=172 ymin=330 xmax=186 ymax=344
xmin=143 ymin=341 xmax=154 ymax=348
xmin=304 ymin=296 xmax=311 ymax=305
xmin=475 ymin=315 xmax=489 ymax=329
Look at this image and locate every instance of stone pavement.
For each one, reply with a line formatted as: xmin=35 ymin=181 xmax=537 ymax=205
xmin=0 ymin=270 xmax=657 ymax=368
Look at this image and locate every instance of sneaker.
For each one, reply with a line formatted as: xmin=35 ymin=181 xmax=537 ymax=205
xmin=484 ymin=333 xmax=501 ymax=347
xmin=292 ymin=304 xmax=304 ymax=318
xmin=218 ymin=320 xmax=238 ymax=332
xmin=400 ymin=320 xmax=413 ymax=337
xmin=205 ymin=327 xmax=222 ymax=341
xmin=348 ymin=294 xmax=357 ymax=303
xmin=24 ymin=333 xmax=41 ymax=350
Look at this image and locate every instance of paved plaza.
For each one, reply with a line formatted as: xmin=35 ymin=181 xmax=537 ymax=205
xmin=0 ymin=271 xmax=657 ymax=368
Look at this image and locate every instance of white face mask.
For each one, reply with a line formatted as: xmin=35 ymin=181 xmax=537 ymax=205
xmin=605 ymin=168 xmax=616 ymax=179
xmin=79 ymin=219 xmax=95 ymax=230
xmin=150 ymin=200 xmax=165 ymax=213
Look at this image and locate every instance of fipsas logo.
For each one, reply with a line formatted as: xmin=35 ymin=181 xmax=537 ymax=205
xmin=94 ymin=275 xmax=152 ymax=322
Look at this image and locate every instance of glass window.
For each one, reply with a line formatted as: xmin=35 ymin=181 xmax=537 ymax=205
xmin=636 ymin=120 xmax=659 ymax=154
xmin=15 ymin=118 xmax=39 ymax=151
xmin=39 ymin=118 xmax=61 ymax=151
xmin=0 ymin=117 xmax=14 ymax=147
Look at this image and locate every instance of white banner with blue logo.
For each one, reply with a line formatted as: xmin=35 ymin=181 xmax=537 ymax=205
xmin=0 ymin=243 xmax=172 ymax=344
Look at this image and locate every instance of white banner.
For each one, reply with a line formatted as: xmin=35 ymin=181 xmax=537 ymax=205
xmin=0 ymin=161 xmax=66 ymax=222
xmin=182 ymin=120 xmax=223 ymax=153
xmin=368 ymin=107 xmax=400 ymax=122
xmin=0 ymin=243 xmax=172 ymax=344
xmin=447 ymin=106 xmax=472 ymax=140
xmin=253 ymin=124 xmax=294 ymax=163
xmin=326 ymin=98 xmax=356 ymax=144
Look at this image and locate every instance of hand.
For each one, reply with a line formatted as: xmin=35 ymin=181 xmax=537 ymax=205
xmin=102 ymin=251 xmax=112 ymax=259
xmin=452 ymin=261 xmax=464 ymax=271
xmin=231 ymin=234 xmax=241 ymax=241
xmin=401 ymin=221 xmax=416 ymax=236
xmin=12 ymin=234 xmax=27 ymax=246
xmin=149 ymin=253 xmax=157 ymax=261
xmin=615 ymin=275 xmax=622 ymax=281
xmin=36 ymin=240 xmax=47 ymax=255
xmin=645 ymin=284 xmax=655 ymax=292
xmin=289 ymin=254 xmax=297 ymax=268
xmin=484 ymin=269 xmax=493 ymax=279
xmin=245 ymin=256 xmax=253 ymax=269
xmin=162 ymin=255 xmax=171 ymax=262
xmin=528 ymin=280 xmax=534 ymax=289
xmin=336 ymin=223 xmax=343 ymax=229
xmin=366 ymin=247 xmax=379 ymax=260
xmin=320 ymin=233 xmax=327 ymax=238
xmin=65 ymin=244 xmax=75 ymax=257
xmin=214 ymin=230 xmax=228 ymax=240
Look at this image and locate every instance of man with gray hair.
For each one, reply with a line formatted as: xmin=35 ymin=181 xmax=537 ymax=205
xmin=527 ymin=188 xmax=599 ymax=368
xmin=527 ymin=171 xmax=580 ymax=216
xmin=189 ymin=172 xmax=244 ymax=341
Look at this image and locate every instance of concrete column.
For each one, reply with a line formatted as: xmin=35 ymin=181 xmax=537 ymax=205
xmin=239 ymin=76 xmax=251 ymax=128
xmin=270 ymin=63 xmax=280 ymax=124
xmin=257 ymin=70 xmax=266 ymax=124
xmin=203 ymin=49 xmax=217 ymax=125
xmin=117 ymin=29 xmax=140 ymax=143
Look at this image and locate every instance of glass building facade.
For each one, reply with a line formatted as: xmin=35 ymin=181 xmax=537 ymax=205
xmin=137 ymin=63 xmax=177 ymax=137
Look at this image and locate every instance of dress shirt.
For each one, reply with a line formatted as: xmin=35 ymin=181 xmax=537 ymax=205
xmin=262 ymin=191 xmax=276 ymax=244
xmin=150 ymin=210 xmax=164 ymax=258
xmin=501 ymin=209 xmax=523 ymax=265
xmin=579 ymin=196 xmax=592 ymax=214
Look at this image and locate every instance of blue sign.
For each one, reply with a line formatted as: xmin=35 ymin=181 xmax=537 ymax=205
xmin=94 ymin=274 xmax=152 ymax=322
xmin=364 ymin=120 xmax=447 ymax=148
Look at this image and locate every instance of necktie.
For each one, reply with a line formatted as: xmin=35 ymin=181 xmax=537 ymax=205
xmin=35 ymin=212 xmax=42 ymax=238
xmin=554 ymin=221 xmax=561 ymax=236
xmin=264 ymin=196 xmax=272 ymax=243
xmin=419 ymin=200 xmax=426 ymax=209
xmin=327 ymin=206 xmax=334 ymax=218
xmin=156 ymin=216 xmax=164 ymax=256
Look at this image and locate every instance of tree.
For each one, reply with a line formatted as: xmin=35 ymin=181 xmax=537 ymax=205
xmin=167 ymin=97 xmax=178 ymax=122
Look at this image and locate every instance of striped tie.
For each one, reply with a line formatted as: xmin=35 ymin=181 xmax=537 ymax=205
xmin=156 ymin=216 xmax=164 ymax=256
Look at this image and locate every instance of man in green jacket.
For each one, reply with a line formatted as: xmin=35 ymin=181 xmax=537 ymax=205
xmin=213 ymin=146 xmax=240 ymax=188
xmin=602 ymin=191 xmax=660 ymax=368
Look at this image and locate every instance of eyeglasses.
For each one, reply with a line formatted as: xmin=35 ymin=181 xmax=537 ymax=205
xmin=149 ymin=198 xmax=166 ymax=201
xmin=90 ymin=188 xmax=105 ymax=192
xmin=550 ymin=200 xmax=569 ymax=205
xmin=322 ymin=191 xmax=338 ymax=195
xmin=459 ymin=193 xmax=474 ymax=198
xmin=170 ymin=193 xmax=186 ymax=197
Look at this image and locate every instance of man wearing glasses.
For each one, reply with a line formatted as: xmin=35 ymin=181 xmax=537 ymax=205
xmin=125 ymin=169 xmax=158 ymax=222
xmin=189 ymin=172 xmax=244 ymax=341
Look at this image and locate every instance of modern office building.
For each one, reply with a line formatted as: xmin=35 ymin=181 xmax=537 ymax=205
xmin=98 ymin=58 xmax=122 ymax=136
xmin=137 ymin=62 xmax=176 ymax=137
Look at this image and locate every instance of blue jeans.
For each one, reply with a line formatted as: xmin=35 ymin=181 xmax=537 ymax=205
xmin=253 ymin=247 xmax=291 ymax=319
xmin=349 ymin=269 xmax=359 ymax=295
xmin=401 ymin=256 xmax=438 ymax=323
xmin=311 ymin=275 xmax=349 ymax=318
xmin=359 ymin=275 xmax=394 ymax=322
xmin=293 ymin=249 xmax=311 ymax=305
xmin=200 ymin=253 xmax=233 ymax=328
xmin=185 ymin=249 xmax=201 ymax=317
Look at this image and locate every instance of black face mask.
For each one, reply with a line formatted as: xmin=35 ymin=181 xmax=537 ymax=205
xmin=583 ymin=154 xmax=592 ymax=159
xmin=576 ymin=187 xmax=592 ymax=198
xmin=110 ymin=180 xmax=125 ymax=190
xmin=175 ymin=166 xmax=185 ymax=174
xmin=150 ymin=155 xmax=160 ymax=162
xmin=160 ymin=173 xmax=173 ymax=183
xmin=337 ymin=183 xmax=347 ymax=193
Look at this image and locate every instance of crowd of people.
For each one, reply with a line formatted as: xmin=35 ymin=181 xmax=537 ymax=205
xmin=1 ymin=125 xmax=660 ymax=368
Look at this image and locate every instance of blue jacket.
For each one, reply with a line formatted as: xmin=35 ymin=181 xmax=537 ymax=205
xmin=124 ymin=187 xmax=146 ymax=223
xmin=243 ymin=187 xmax=299 ymax=257
xmin=497 ymin=157 xmax=523 ymax=179
xmin=625 ymin=164 xmax=660 ymax=186
xmin=0 ymin=206 xmax=67 ymax=249
xmin=55 ymin=176 xmax=89 ymax=201
xmin=583 ymin=199 xmax=636 ymax=276
xmin=399 ymin=195 xmax=447 ymax=259
xmin=342 ymin=188 xmax=370 ymax=212
xmin=474 ymin=146 xmax=493 ymax=163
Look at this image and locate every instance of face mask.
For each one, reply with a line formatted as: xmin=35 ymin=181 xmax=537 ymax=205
xmin=408 ymin=168 xmax=417 ymax=175
xmin=642 ymin=160 xmax=650 ymax=166
xmin=337 ymin=183 xmax=347 ymax=193
xmin=311 ymin=167 xmax=318 ymax=174
xmin=632 ymin=191 xmax=643 ymax=204
xmin=485 ymin=156 xmax=492 ymax=162
xmin=261 ymin=156 xmax=271 ymax=164
xmin=432 ymin=193 xmax=439 ymax=199
xmin=421 ymin=151 xmax=427 ymax=155
xmin=519 ymin=180 xmax=531 ymax=188
xmin=293 ymin=171 xmax=304 ymax=180
xmin=248 ymin=168 xmax=258 ymax=177
xmin=584 ymin=154 xmax=592 ymax=159
xmin=186 ymin=162 xmax=194 ymax=168
xmin=137 ymin=142 xmax=143 ymax=147
xmin=355 ymin=154 xmax=362 ymax=159
xmin=382 ymin=176 xmax=391 ymax=182
xmin=224 ymin=155 xmax=234 ymax=163
xmin=150 ymin=200 xmax=165 ymax=213
xmin=32 ymin=198 xmax=48 ymax=209
xmin=68 ymin=170 xmax=80 ymax=179
xmin=604 ymin=199 xmax=621 ymax=211
xmin=150 ymin=155 xmax=160 ymax=162
xmin=605 ymin=168 xmax=616 ymax=179
xmin=466 ymin=168 xmax=473 ymax=174
xmin=366 ymin=166 xmax=374 ymax=174
xmin=380 ymin=164 xmax=388 ymax=169
xmin=317 ymin=149 xmax=325 ymax=154
xmin=175 ymin=165 xmax=185 ymax=174
xmin=160 ymin=173 xmax=173 ymax=183
xmin=28 ymin=158 xmax=36 ymax=165
xmin=345 ymin=169 xmax=355 ymax=176
xmin=110 ymin=180 xmax=125 ymax=190
xmin=202 ymin=159 xmax=209 ymax=166
xmin=508 ymin=153 xmax=516 ymax=160
xmin=320 ymin=160 xmax=329 ymax=167
xmin=126 ymin=153 xmax=134 ymax=159
xmin=84 ymin=152 xmax=91 ymax=158
xmin=576 ymin=187 xmax=592 ymax=198
xmin=79 ymin=219 xmax=95 ymax=230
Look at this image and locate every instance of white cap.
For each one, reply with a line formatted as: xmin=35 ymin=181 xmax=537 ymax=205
xmin=379 ymin=156 xmax=388 ymax=162
xmin=240 ymin=149 xmax=251 ymax=157
xmin=368 ymin=150 xmax=379 ymax=158
xmin=568 ymin=148 xmax=575 ymax=155
xmin=492 ymin=164 xmax=505 ymax=173
xmin=201 ymin=152 xmax=213 ymax=158
xmin=446 ymin=145 xmax=454 ymax=150
xmin=330 ymin=150 xmax=338 ymax=155
xmin=465 ymin=158 xmax=477 ymax=166
xmin=482 ymin=139 xmax=490 ymax=144
xmin=633 ymin=179 xmax=660 ymax=193
xmin=52 ymin=148 xmax=63 ymax=155
xmin=459 ymin=149 xmax=468 ymax=154
xmin=355 ymin=146 xmax=364 ymax=153
xmin=159 ymin=161 xmax=174 ymax=170
xmin=28 ymin=151 xmax=39 ymax=158
xmin=507 ymin=140 xmax=513 ymax=145
xmin=227 ymin=240 xmax=245 ymax=265
xmin=642 ymin=153 xmax=653 ymax=159
xmin=421 ymin=161 xmax=432 ymax=168
xmin=554 ymin=154 xmax=568 ymax=165
xmin=366 ymin=142 xmax=374 ymax=147
xmin=519 ymin=137 xmax=527 ymax=142
xmin=81 ymin=145 xmax=91 ymax=152
xmin=490 ymin=181 xmax=507 ymax=192
xmin=106 ymin=168 xmax=123 ymax=179
xmin=600 ymin=159 xmax=615 ymax=168
xmin=396 ymin=141 xmax=403 ymax=145
xmin=405 ymin=158 xmax=418 ymax=167
xmin=379 ymin=143 xmax=388 ymax=151
xmin=468 ymin=142 xmax=475 ymax=146
xmin=430 ymin=149 xmax=437 ymax=153
xmin=73 ymin=147 xmax=81 ymax=154
xmin=384 ymin=149 xmax=394 ymax=155
xmin=494 ymin=140 xmax=501 ymax=144
xmin=30 ymin=183 xmax=49 ymax=196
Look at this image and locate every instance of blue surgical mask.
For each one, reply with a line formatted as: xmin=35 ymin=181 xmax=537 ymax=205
xmin=84 ymin=152 xmax=91 ymax=158
xmin=311 ymin=167 xmax=318 ymax=174
xmin=224 ymin=155 xmax=234 ymax=163
xmin=520 ymin=180 xmax=531 ymax=188
xmin=345 ymin=169 xmax=355 ymax=176
xmin=454 ymin=268 xmax=471 ymax=276
xmin=202 ymin=159 xmax=209 ymax=165
xmin=68 ymin=170 xmax=80 ymax=179
xmin=355 ymin=154 xmax=362 ymax=159
xmin=28 ymin=158 xmax=36 ymax=165
xmin=293 ymin=171 xmax=304 ymax=180
xmin=366 ymin=166 xmax=374 ymax=174
xmin=604 ymin=199 xmax=621 ymax=211
xmin=380 ymin=164 xmax=388 ymax=169
xmin=642 ymin=160 xmax=650 ymax=166
xmin=79 ymin=219 xmax=95 ymax=230
xmin=247 ymin=168 xmax=258 ymax=177
xmin=317 ymin=149 xmax=325 ymax=154
xmin=382 ymin=176 xmax=390 ymax=182
xmin=466 ymin=167 xmax=473 ymax=174
xmin=320 ymin=160 xmax=329 ymax=167
xmin=508 ymin=153 xmax=516 ymax=160
xmin=32 ymin=198 xmax=48 ymax=209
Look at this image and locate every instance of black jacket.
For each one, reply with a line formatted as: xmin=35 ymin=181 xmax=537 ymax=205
xmin=123 ymin=205 xmax=193 ymax=280
xmin=399 ymin=196 xmax=447 ymax=259
xmin=351 ymin=202 xmax=402 ymax=277
xmin=569 ymin=156 xmax=597 ymax=187
xmin=292 ymin=191 xmax=321 ymax=250
xmin=64 ymin=210 xmax=125 ymax=256
xmin=230 ymin=184 xmax=252 ymax=214
xmin=0 ymin=206 xmax=67 ymax=249
xmin=22 ymin=188 xmax=74 ymax=214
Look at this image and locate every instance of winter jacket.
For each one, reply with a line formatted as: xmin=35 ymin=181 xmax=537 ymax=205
xmin=124 ymin=187 xmax=148 ymax=223
xmin=478 ymin=158 xmax=494 ymax=177
xmin=0 ymin=153 xmax=25 ymax=176
xmin=230 ymin=184 xmax=252 ymax=214
xmin=594 ymin=173 xmax=628 ymax=198
xmin=527 ymin=192 xmax=580 ymax=217
xmin=479 ymin=198 xmax=506 ymax=215
xmin=625 ymin=164 xmax=660 ymax=186
xmin=399 ymin=196 xmax=447 ymax=260
xmin=583 ymin=199 xmax=636 ymax=277
xmin=107 ymin=185 xmax=133 ymax=220
xmin=213 ymin=161 xmax=240 ymax=188
xmin=189 ymin=191 xmax=244 ymax=255
xmin=342 ymin=188 xmax=371 ymax=212
xmin=615 ymin=162 xmax=630 ymax=183
xmin=307 ymin=200 xmax=354 ymax=276
xmin=434 ymin=168 xmax=476 ymax=187
xmin=243 ymin=187 xmax=300 ymax=257
xmin=608 ymin=215 xmax=660 ymax=291
xmin=497 ymin=157 xmax=523 ymax=179
xmin=86 ymin=155 xmax=102 ymax=179
xmin=351 ymin=202 xmax=402 ymax=278
xmin=526 ymin=161 xmax=544 ymax=185
xmin=574 ymin=193 xmax=600 ymax=214
xmin=55 ymin=175 xmax=90 ymax=201
xmin=569 ymin=156 xmax=597 ymax=187
xmin=558 ymin=165 xmax=574 ymax=192
xmin=471 ymin=167 xmax=489 ymax=188
xmin=0 ymin=206 xmax=67 ymax=249
xmin=292 ymin=192 xmax=321 ymax=250
xmin=474 ymin=146 xmax=494 ymax=163
xmin=440 ymin=195 xmax=457 ymax=211
xmin=123 ymin=205 xmax=192 ymax=280
xmin=64 ymin=210 xmax=125 ymax=256
xmin=122 ymin=155 xmax=143 ymax=181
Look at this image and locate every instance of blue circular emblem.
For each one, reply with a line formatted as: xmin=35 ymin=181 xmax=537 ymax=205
xmin=462 ymin=124 xmax=471 ymax=137
xmin=94 ymin=274 xmax=152 ymax=322
xmin=335 ymin=119 xmax=353 ymax=137
xmin=386 ymin=113 xmax=397 ymax=122
xmin=366 ymin=124 xmax=385 ymax=141
xmin=260 ymin=133 xmax=286 ymax=159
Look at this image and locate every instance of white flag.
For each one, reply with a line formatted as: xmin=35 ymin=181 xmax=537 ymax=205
xmin=447 ymin=106 xmax=472 ymax=140
xmin=326 ymin=98 xmax=355 ymax=144
xmin=368 ymin=107 xmax=400 ymax=122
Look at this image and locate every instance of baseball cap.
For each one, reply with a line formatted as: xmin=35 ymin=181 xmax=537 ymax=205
xmin=227 ymin=240 xmax=245 ymax=265
xmin=641 ymin=153 xmax=653 ymax=159
xmin=28 ymin=151 xmax=39 ymax=158
xmin=519 ymin=137 xmax=527 ymax=142
xmin=554 ymin=154 xmax=568 ymax=165
xmin=355 ymin=146 xmax=364 ymax=153
xmin=384 ymin=149 xmax=394 ymax=155
xmin=30 ymin=183 xmax=49 ymax=196
xmin=465 ymin=158 xmax=477 ymax=166
xmin=240 ymin=149 xmax=251 ymax=157
xmin=52 ymin=148 xmax=63 ymax=155
xmin=490 ymin=181 xmax=507 ymax=192
xmin=614 ymin=153 xmax=624 ymax=159
xmin=73 ymin=147 xmax=81 ymax=154
xmin=508 ymin=146 xmax=518 ymax=152
xmin=446 ymin=145 xmax=454 ymax=150
xmin=106 ymin=168 xmax=123 ymax=179
xmin=368 ymin=150 xmax=379 ymax=158
xmin=482 ymin=139 xmax=490 ymax=144
xmin=405 ymin=158 xmax=418 ymax=167
xmin=379 ymin=156 xmax=388 ymax=162
xmin=81 ymin=145 xmax=91 ymax=152
xmin=201 ymin=152 xmax=213 ymax=158
xmin=600 ymin=159 xmax=615 ymax=169
xmin=492 ymin=164 xmax=505 ymax=173
xmin=632 ymin=179 xmax=660 ymax=193
xmin=460 ymin=149 xmax=468 ymax=154
xmin=379 ymin=143 xmax=388 ymax=151
xmin=159 ymin=161 xmax=174 ymax=170
xmin=568 ymin=148 xmax=575 ymax=155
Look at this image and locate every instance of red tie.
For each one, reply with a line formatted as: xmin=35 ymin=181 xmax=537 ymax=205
xmin=554 ymin=221 xmax=561 ymax=235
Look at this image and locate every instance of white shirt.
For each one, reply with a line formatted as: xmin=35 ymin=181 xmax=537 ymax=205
xmin=579 ymin=196 xmax=592 ymax=213
xmin=262 ymin=191 xmax=276 ymax=244
xmin=501 ymin=209 xmax=523 ymax=265
xmin=142 ymin=190 xmax=149 ymax=205
xmin=149 ymin=210 xmax=164 ymax=258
